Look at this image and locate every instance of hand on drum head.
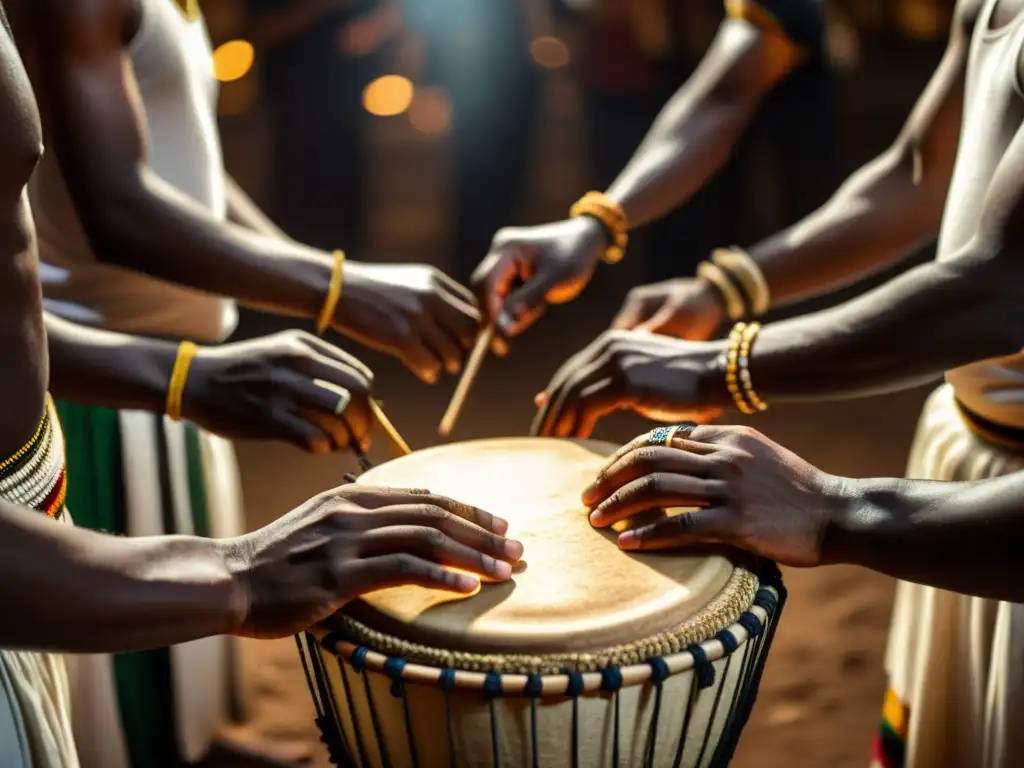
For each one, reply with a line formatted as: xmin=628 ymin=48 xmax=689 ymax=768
xmin=223 ymin=486 xmax=524 ymax=639
xmin=531 ymin=330 xmax=723 ymax=438
xmin=184 ymin=330 xmax=375 ymax=454
xmin=581 ymin=425 xmax=841 ymax=567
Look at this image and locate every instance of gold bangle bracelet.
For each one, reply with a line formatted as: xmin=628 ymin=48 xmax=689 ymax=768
xmin=711 ymin=247 xmax=770 ymax=317
xmin=737 ymin=322 xmax=768 ymax=412
xmin=569 ymin=191 xmax=628 ymax=265
xmin=166 ymin=341 xmax=198 ymax=422
xmin=725 ymin=323 xmax=755 ymax=415
xmin=697 ymin=261 xmax=746 ymax=322
xmin=316 ymin=250 xmax=346 ymax=336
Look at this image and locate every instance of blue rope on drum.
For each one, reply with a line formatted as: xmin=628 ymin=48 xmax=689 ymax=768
xmin=300 ymin=577 xmax=786 ymax=768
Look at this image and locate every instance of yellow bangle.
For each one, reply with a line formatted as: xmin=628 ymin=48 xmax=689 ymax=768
xmin=697 ymin=260 xmax=746 ymax=322
xmin=316 ymin=250 xmax=345 ymax=336
xmin=166 ymin=341 xmax=198 ymax=422
xmin=725 ymin=323 xmax=755 ymax=415
xmin=569 ymin=191 xmax=628 ymax=264
xmin=711 ymin=246 xmax=770 ymax=317
xmin=738 ymin=322 xmax=768 ymax=412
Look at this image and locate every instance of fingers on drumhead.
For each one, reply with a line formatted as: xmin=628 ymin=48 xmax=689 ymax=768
xmin=355 ymin=555 xmax=480 ymax=593
xmin=618 ymin=507 xmax=726 ymax=551
xmin=356 ymin=526 xmax=514 ymax=580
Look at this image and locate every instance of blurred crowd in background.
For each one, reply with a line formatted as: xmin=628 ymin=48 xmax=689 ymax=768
xmin=203 ymin=0 xmax=952 ymax=292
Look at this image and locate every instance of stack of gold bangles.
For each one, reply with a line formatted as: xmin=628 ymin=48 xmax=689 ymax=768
xmin=726 ymin=322 xmax=768 ymax=415
xmin=697 ymin=246 xmax=770 ymax=323
xmin=569 ymin=191 xmax=628 ymax=264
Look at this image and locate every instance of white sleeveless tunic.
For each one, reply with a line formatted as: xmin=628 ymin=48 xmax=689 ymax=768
xmin=32 ymin=0 xmax=236 ymax=344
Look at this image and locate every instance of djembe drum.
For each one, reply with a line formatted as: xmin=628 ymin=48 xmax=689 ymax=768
xmin=298 ymin=437 xmax=784 ymax=768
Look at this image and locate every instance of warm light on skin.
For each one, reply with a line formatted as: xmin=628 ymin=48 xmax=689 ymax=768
xmin=362 ymin=75 xmax=415 ymax=117
xmin=530 ymin=36 xmax=570 ymax=69
xmin=212 ymin=40 xmax=255 ymax=83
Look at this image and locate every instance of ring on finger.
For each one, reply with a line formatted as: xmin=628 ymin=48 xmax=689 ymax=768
xmin=646 ymin=422 xmax=697 ymax=447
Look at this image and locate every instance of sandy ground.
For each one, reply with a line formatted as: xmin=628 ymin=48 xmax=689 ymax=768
xmin=227 ymin=300 xmax=923 ymax=767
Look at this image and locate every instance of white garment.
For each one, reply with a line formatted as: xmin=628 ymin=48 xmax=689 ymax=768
xmin=935 ymin=0 xmax=1024 ymax=428
xmin=880 ymin=385 xmax=1024 ymax=768
xmin=32 ymin=0 xmax=236 ymax=343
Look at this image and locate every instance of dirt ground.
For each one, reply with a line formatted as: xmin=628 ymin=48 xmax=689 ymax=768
xmin=229 ymin=304 xmax=921 ymax=768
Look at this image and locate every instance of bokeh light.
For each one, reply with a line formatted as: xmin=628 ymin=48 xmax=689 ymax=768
xmin=530 ymin=36 xmax=570 ymax=69
xmin=408 ymin=87 xmax=452 ymax=135
xmin=212 ymin=40 xmax=255 ymax=83
xmin=362 ymin=75 xmax=415 ymax=117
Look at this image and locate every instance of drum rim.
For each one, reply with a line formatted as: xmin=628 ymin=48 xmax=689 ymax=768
xmin=322 ymin=563 xmax=758 ymax=674
xmin=316 ymin=582 xmax=779 ymax=696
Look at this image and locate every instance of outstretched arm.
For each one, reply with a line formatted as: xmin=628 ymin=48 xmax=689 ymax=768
xmin=584 ymin=426 xmax=1024 ymax=603
xmin=693 ymin=111 xmax=1024 ymax=404
xmin=27 ymin=0 xmax=331 ymax=319
xmin=735 ymin=2 xmax=969 ymax=308
xmin=603 ymin=1 xmax=818 ymax=229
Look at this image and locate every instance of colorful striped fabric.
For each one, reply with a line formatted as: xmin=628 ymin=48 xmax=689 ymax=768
xmin=872 ymin=687 xmax=908 ymax=768
xmin=0 ymin=396 xmax=67 ymax=518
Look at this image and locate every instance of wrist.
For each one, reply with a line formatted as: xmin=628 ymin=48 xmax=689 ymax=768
xmin=214 ymin=537 xmax=253 ymax=635
xmin=692 ymin=341 xmax=733 ymax=409
xmin=818 ymin=477 xmax=897 ymax=567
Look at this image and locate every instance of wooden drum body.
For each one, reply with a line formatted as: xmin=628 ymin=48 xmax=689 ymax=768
xmin=298 ymin=438 xmax=785 ymax=768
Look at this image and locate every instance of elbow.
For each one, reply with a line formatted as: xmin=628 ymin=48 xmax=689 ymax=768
xmin=78 ymin=176 xmax=153 ymax=269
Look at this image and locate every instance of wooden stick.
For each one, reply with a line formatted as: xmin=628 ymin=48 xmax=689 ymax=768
xmin=439 ymin=325 xmax=495 ymax=437
xmin=369 ymin=399 xmax=412 ymax=457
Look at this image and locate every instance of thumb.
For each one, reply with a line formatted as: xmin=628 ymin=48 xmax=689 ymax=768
xmin=634 ymin=304 xmax=680 ymax=335
xmin=499 ymin=277 xmax=554 ymax=337
xmin=610 ymin=299 xmax=652 ymax=331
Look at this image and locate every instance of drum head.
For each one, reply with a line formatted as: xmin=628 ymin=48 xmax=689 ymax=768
xmin=341 ymin=437 xmax=737 ymax=656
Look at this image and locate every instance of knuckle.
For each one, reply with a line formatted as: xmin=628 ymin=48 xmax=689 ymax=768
xmin=422 ymin=526 xmax=448 ymax=550
xmin=391 ymin=553 xmax=420 ymax=576
xmin=631 ymin=447 xmax=662 ymax=471
xmin=641 ymin=474 xmax=664 ymax=497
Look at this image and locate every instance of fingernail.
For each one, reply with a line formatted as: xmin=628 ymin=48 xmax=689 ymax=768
xmin=618 ymin=531 xmax=639 ymax=549
xmin=589 ymin=508 xmax=608 ymax=527
xmin=581 ymin=485 xmax=597 ymax=504
xmin=455 ymin=573 xmax=480 ymax=591
xmin=534 ymin=392 xmax=546 ymax=406
xmin=490 ymin=516 xmax=509 ymax=535
xmin=313 ymin=439 xmax=331 ymax=454
xmin=492 ymin=560 xmax=513 ymax=579
xmin=497 ymin=313 xmax=514 ymax=334
xmin=503 ymin=539 xmax=524 ymax=560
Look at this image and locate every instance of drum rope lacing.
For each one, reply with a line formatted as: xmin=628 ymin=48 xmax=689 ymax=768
xmin=325 ymin=566 xmax=758 ymax=675
xmin=303 ymin=582 xmax=783 ymax=768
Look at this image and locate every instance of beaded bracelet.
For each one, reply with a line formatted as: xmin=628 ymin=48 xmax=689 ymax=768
xmin=166 ymin=341 xmax=198 ymax=422
xmin=316 ymin=249 xmax=346 ymax=336
xmin=738 ymin=322 xmax=768 ymax=412
xmin=725 ymin=323 xmax=756 ymax=415
xmin=569 ymin=191 xmax=628 ymax=264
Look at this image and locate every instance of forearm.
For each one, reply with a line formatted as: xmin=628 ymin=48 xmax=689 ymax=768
xmin=604 ymin=25 xmax=767 ymax=229
xmin=739 ymin=145 xmax=946 ymax=308
xmin=0 ymin=502 xmax=242 ymax=652
xmin=699 ymin=250 xmax=1024 ymax=404
xmin=823 ymin=473 xmax=1024 ymax=601
xmin=45 ymin=313 xmax=174 ymax=412
xmin=85 ymin=169 xmax=331 ymax=318
xmin=225 ymin=174 xmax=287 ymax=239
